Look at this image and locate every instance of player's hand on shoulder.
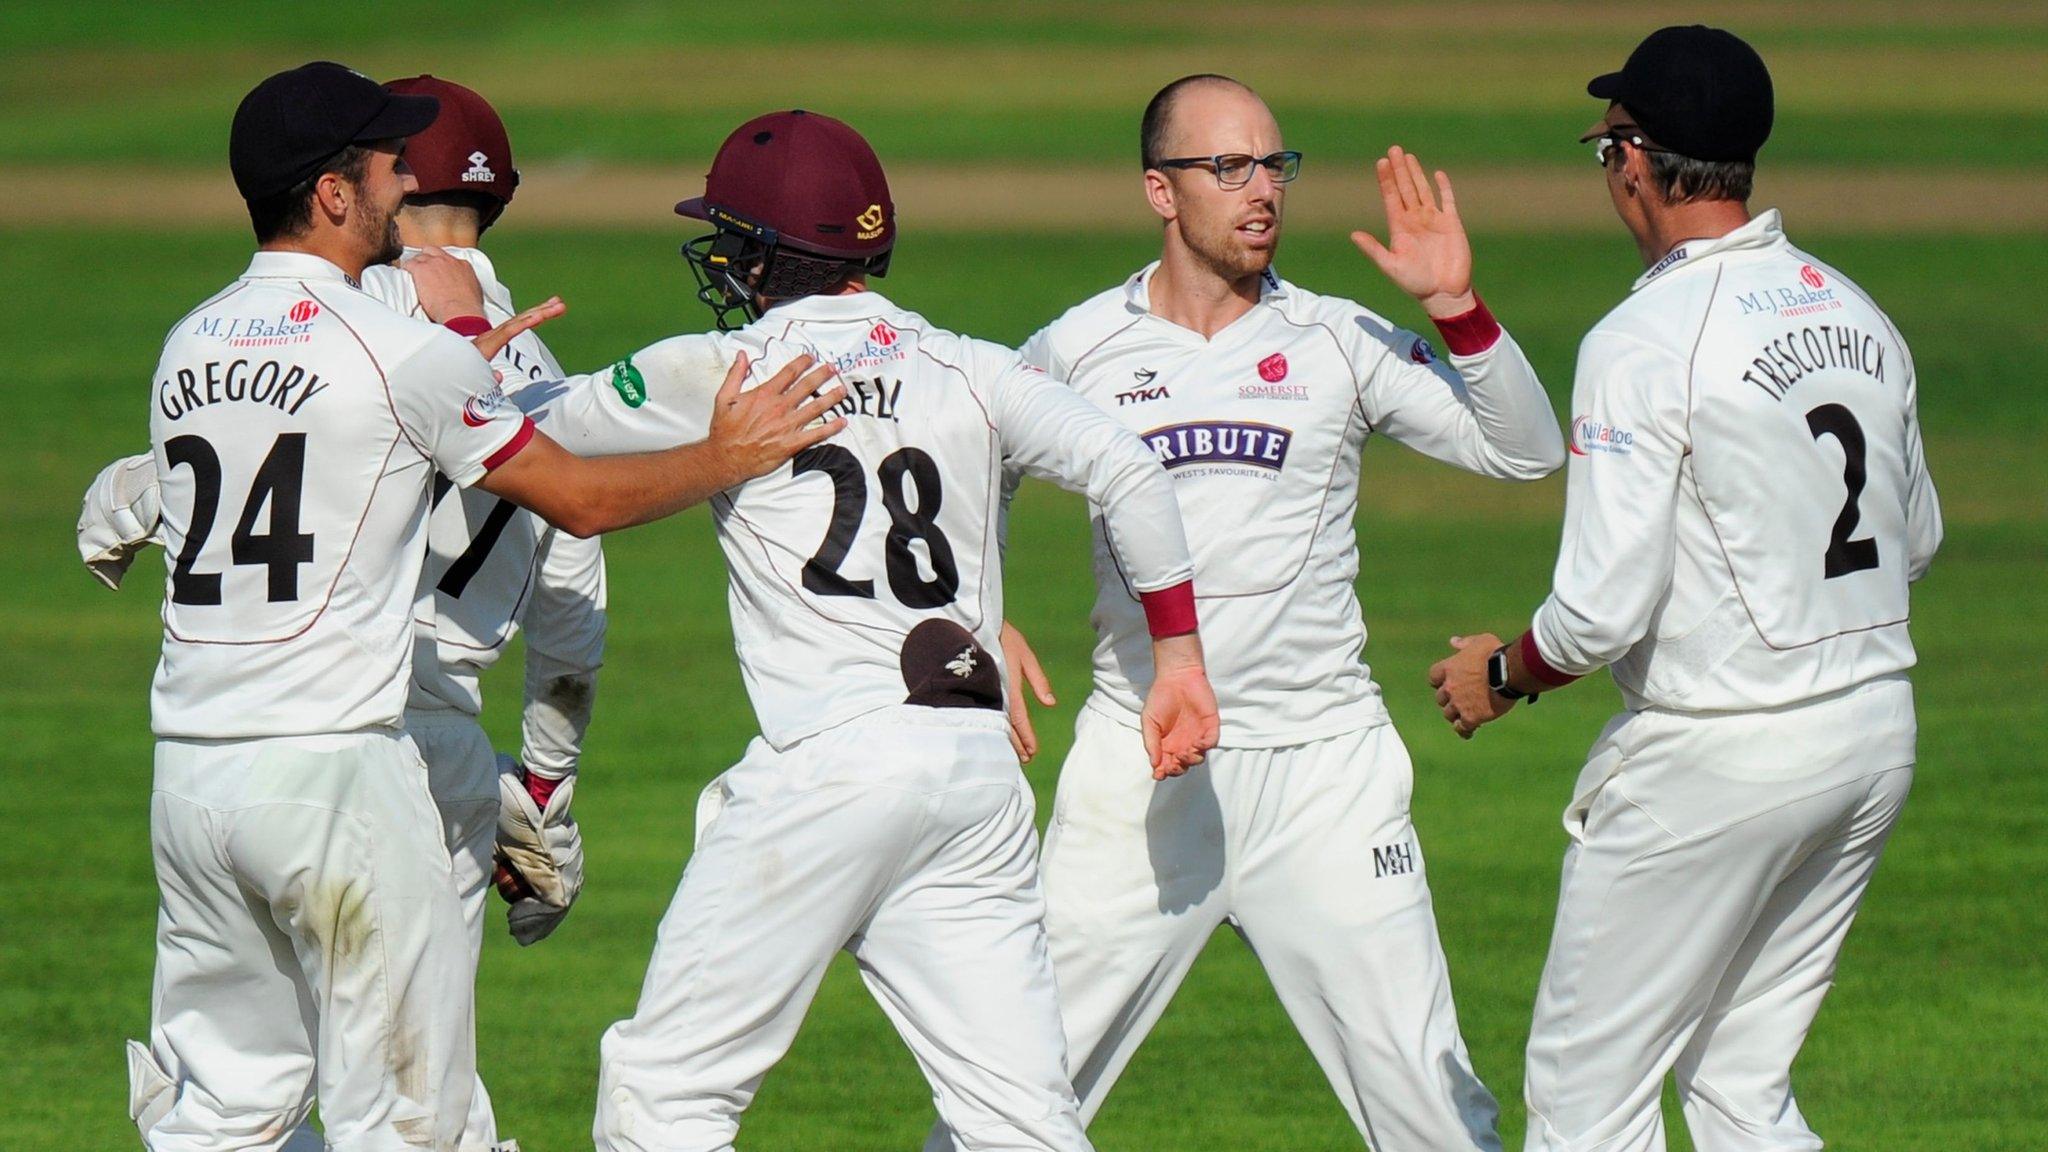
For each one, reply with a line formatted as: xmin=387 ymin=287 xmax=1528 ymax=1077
xmin=400 ymin=245 xmax=489 ymax=324
xmin=1428 ymin=632 xmax=1512 ymax=740
xmin=1142 ymin=633 xmax=1221 ymax=780
xmin=705 ymin=352 xmax=847 ymax=485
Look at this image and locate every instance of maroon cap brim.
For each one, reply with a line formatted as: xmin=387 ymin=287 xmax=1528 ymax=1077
xmin=675 ymin=196 xmax=709 ymax=220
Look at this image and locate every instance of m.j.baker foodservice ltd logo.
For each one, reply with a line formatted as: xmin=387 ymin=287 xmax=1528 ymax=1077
xmin=193 ymin=301 xmax=321 ymax=347
xmin=1569 ymin=415 xmax=1633 ymax=456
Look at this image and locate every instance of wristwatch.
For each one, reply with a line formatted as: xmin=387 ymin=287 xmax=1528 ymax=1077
xmin=1487 ymin=645 xmax=1538 ymax=703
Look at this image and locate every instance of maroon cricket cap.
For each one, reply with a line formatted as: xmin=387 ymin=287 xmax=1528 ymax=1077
xmin=675 ymin=110 xmax=894 ymax=261
xmin=384 ymin=75 xmax=519 ymax=204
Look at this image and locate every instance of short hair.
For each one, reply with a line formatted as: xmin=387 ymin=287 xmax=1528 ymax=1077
xmin=245 ymin=145 xmax=372 ymax=244
xmin=1140 ymin=74 xmax=1247 ymax=169
xmin=1647 ymin=151 xmax=1754 ymax=205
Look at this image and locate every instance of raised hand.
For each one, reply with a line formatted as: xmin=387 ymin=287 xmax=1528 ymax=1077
xmin=1350 ymin=146 xmax=1477 ymax=319
xmin=1141 ymin=633 xmax=1221 ymax=780
xmin=706 ymin=352 xmax=847 ymax=484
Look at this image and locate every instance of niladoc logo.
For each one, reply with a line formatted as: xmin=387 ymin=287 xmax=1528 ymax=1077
xmin=1569 ymin=415 xmax=1634 ymax=456
xmin=1800 ymin=265 xmax=1825 ymax=290
xmin=289 ymin=300 xmax=320 ymax=324
xmin=1257 ymin=353 xmax=1288 ymax=382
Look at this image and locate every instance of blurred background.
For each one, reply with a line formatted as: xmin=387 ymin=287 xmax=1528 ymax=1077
xmin=2 ymin=3 xmax=2042 ymax=1149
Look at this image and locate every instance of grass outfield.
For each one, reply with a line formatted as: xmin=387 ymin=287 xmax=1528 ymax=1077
xmin=2 ymin=225 xmax=2043 ymax=1150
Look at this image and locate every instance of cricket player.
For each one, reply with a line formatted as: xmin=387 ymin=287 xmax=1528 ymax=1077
xmin=937 ymin=75 xmax=1564 ymax=1151
xmin=509 ymin=109 xmax=1219 ymax=1152
xmin=81 ymin=74 xmax=602 ymax=1152
xmin=1428 ymin=26 xmax=1942 ymax=1152
xmin=118 ymin=63 xmax=843 ymax=1152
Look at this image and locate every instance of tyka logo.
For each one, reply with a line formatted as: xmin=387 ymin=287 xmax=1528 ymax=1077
xmin=1372 ymin=841 xmax=1416 ymax=878
xmin=1117 ymin=368 xmax=1169 ymax=406
xmin=288 ymin=300 xmax=320 ymax=324
xmin=1257 ymin=353 xmax=1289 ymax=382
xmin=462 ymin=150 xmax=495 ymax=182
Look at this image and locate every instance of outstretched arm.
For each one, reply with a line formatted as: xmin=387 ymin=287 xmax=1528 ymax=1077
xmin=476 ymin=354 xmax=844 ymax=537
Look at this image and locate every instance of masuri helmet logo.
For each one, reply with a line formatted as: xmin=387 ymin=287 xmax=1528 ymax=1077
xmin=856 ymin=203 xmax=886 ymax=239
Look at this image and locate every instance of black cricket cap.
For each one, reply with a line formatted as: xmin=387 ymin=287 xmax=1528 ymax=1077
xmin=1588 ymin=26 xmax=1774 ymax=162
xmin=229 ymin=61 xmax=441 ymax=201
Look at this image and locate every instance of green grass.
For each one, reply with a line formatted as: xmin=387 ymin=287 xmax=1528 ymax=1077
xmin=1 ymin=224 xmax=2043 ymax=1150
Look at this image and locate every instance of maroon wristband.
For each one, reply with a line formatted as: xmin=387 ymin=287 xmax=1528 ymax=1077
xmin=525 ymin=771 xmax=563 ymax=808
xmin=1518 ymin=629 xmax=1581 ymax=688
xmin=1428 ymin=294 xmax=1503 ymax=357
xmin=443 ymin=315 xmax=491 ymax=338
xmin=1139 ymin=580 xmax=1199 ymax=639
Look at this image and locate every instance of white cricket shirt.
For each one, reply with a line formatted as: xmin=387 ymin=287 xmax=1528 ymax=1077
xmin=1025 ymin=265 xmax=1563 ymax=747
xmin=148 ymin=251 xmax=534 ymax=740
xmin=1528 ymin=210 xmax=1942 ymax=712
xmin=364 ymin=250 xmax=608 ymax=773
xmin=527 ymin=289 xmax=1195 ymax=750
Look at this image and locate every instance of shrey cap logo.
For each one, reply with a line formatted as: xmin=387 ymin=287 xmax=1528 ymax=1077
xmin=1257 ymin=353 xmax=1289 ymax=383
xmin=856 ymin=203 xmax=886 ymax=240
xmin=1799 ymin=264 xmax=1825 ymax=289
xmin=463 ymin=150 xmax=496 ymax=182
xmin=288 ymin=300 xmax=320 ymax=324
xmin=869 ymin=320 xmax=899 ymax=347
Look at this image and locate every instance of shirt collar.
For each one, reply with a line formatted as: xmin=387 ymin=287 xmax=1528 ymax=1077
xmin=1123 ymin=260 xmax=1288 ymax=314
xmin=241 ymin=250 xmax=357 ymax=288
xmin=1632 ymin=208 xmax=1787 ymax=291
xmin=756 ymin=289 xmax=894 ymax=323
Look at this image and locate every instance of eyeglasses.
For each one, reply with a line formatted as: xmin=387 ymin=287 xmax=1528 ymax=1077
xmin=1586 ymin=124 xmax=1671 ymax=168
xmin=1153 ymin=151 xmax=1303 ymax=190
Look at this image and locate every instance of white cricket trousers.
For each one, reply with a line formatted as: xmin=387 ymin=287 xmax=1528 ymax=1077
xmin=1523 ymin=675 xmax=1918 ymax=1152
xmin=135 ymin=730 xmax=476 ymax=1152
xmin=595 ymin=707 xmax=1089 ymax=1152
xmin=933 ymin=706 xmax=1501 ymax=1151
xmin=403 ymin=708 xmax=505 ymax=1152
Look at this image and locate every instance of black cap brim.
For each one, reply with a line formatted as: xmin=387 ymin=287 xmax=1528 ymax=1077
xmin=355 ymin=92 xmax=440 ymax=144
xmin=674 ymin=196 xmax=709 ymax=220
xmin=1587 ymin=71 xmax=1626 ymax=100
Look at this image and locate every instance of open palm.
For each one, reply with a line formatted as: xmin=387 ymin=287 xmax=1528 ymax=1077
xmin=1350 ymin=146 xmax=1474 ymax=313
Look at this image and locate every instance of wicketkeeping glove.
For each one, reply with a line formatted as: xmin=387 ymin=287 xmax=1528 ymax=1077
xmin=78 ymin=454 xmax=162 ymax=590
xmin=492 ymin=753 xmax=584 ymax=945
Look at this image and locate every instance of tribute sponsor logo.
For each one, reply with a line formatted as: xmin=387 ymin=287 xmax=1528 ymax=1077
xmin=1142 ymin=420 xmax=1292 ymax=477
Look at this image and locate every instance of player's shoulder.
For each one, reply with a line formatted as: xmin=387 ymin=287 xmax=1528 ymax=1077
xmin=1261 ymin=275 xmax=1422 ymax=375
xmin=1032 ymin=274 xmax=1150 ymax=365
xmin=356 ymin=263 xmax=420 ymax=315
